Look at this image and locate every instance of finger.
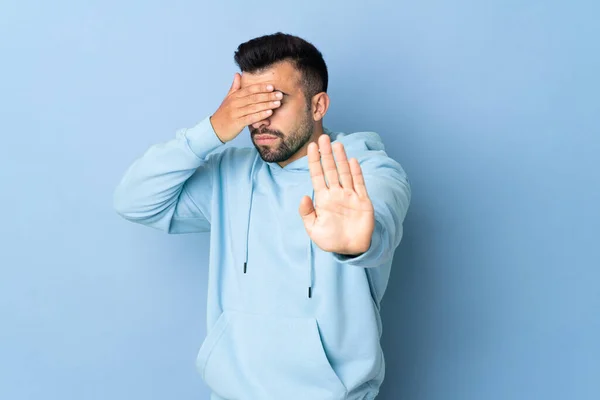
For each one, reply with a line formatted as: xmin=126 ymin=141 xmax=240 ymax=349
xmin=317 ymin=134 xmax=339 ymax=188
xmin=242 ymin=109 xmax=274 ymax=126
xmin=349 ymin=158 xmax=369 ymax=198
xmin=227 ymin=73 xmax=241 ymax=95
xmin=332 ymin=142 xmax=353 ymax=190
xmin=307 ymin=142 xmax=327 ymax=192
xmin=234 ymin=83 xmax=274 ymax=98
xmin=238 ymin=91 xmax=283 ymax=107
xmin=298 ymin=195 xmax=317 ymax=229
xmin=235 ymin=99 xmax=281 ymax=118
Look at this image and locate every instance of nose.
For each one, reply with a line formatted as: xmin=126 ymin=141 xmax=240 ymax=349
xmin=251 ymin=117 xmax=271 ymax=131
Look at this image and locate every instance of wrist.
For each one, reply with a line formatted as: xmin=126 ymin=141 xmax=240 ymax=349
xmin=209 ymin=115 xmax=227 ymax=143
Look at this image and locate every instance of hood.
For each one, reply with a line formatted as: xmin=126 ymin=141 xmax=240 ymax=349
xmin=241 ymin=127 xmax=385 ymax=299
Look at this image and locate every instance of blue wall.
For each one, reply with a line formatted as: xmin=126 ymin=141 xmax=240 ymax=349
xmin=1 ymin=1 xmax=598 ymax=399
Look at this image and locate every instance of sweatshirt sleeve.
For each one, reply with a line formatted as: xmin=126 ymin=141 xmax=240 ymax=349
xmin=113 ymin=116 xmax=225 ymax=234
xmin=332 ymin=148 xmax=411 ymax=267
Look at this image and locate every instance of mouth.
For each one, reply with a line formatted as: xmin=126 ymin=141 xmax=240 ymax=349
xmin=253 ymin=134 xmax=280 ymax=145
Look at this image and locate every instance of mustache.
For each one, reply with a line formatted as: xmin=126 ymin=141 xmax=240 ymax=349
xmin=251 ymin=127 xmax=283 ymax=138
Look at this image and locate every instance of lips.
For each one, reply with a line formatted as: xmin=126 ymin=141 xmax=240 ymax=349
xmin=254 ymin=134 xmax=279 ymax=140
xmin=253 ymin=134 xmax=280 ymax=145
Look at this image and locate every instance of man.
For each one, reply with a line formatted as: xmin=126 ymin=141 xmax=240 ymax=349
xmin=114 ymin=32 xmax=411 ymax=400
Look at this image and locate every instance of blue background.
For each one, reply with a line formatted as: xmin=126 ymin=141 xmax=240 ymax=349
xmin=1 ymin=1 xmax=598 ymax=399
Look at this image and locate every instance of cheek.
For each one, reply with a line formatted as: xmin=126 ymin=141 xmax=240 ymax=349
xmin=273 ymin=102 xmax=307 ymax=124
xmin=268 ymin=105 xmax=294 ymax=129
xmin=274 ymin=103 xmax=292 ymax=118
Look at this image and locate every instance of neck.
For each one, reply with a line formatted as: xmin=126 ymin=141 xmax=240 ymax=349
xmin=277 ymin=124 xmax=324 ymax=168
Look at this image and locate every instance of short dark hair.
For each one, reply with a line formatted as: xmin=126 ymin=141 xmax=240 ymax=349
xmin=234 ymin=32 xmax=328 ymax=102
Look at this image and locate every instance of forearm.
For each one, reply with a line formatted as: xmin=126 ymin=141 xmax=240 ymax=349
xmin=113 ymin=116 xmax=223 ymax=228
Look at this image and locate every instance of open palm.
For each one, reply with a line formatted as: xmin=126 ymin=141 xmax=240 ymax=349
xmin=298 ymin=134 xmax=375 ymax=255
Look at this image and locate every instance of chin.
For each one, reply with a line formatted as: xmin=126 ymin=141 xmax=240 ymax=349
xmin=258 ymin=150 xmax=287 ymax=163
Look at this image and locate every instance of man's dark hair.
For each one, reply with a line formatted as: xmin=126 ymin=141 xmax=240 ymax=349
xmin=234 ymin=32 xmax=328 ymax=102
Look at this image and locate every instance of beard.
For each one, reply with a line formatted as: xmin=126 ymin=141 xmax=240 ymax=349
xmin=250 ymin=109 xmax=314 ymax=163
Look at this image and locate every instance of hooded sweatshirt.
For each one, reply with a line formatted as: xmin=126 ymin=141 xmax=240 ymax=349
xmin=113 ymin=116 xmax=411 ymax=400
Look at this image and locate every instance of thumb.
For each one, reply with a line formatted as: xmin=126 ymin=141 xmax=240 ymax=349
xmin=227 ymin=73 xmax=241 ymax=95
xmin=298 ymin=195 xmax=316 ymax=230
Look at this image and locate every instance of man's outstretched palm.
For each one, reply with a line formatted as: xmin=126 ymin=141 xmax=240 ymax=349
xmin=298 ymin=134 xmax=375 ymax=256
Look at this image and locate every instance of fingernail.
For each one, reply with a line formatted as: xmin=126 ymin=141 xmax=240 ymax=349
xmin=267 ymin=85 xmax=274 ymax=90
xmin=275 ymin=92 xmax=283 ymax=99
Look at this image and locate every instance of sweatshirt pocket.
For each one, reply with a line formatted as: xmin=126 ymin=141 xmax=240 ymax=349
xmin=196 ymin=310 xmax=347 ymax=400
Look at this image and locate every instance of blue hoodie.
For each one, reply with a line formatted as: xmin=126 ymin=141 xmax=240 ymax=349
xmin=113 ymin=116 xmax=411 ymax=400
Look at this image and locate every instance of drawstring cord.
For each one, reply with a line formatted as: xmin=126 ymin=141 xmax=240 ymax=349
xmin=243 ymin=154 xmax=259 ymax=274
xmin=242 ymin=154 xmax=315 ymax=300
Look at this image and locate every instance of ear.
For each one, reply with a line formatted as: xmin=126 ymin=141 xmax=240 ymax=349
xmin=311 ymin=92 xmax=330 ymax=122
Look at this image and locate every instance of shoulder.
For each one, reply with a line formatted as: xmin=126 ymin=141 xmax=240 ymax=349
xmin=330 ymin=129 xmax=386 ymax=153
xmin=329 ymin=128 xmax=406 ymax=177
